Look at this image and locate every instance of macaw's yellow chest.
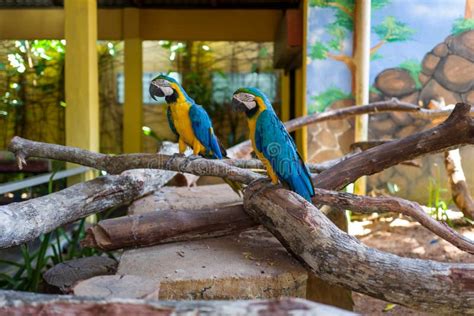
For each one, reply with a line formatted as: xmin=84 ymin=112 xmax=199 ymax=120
xmin=247 ymin=112 xmax=279 ymax=184
xmin=169 ymin=103 xmax=197 ymax=146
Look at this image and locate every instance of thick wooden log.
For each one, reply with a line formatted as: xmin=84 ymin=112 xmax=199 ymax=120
xmin=314 ymin=103 xmax=474 ymax=190
xmin=445 ymin=149 xmax=474 ymax=219
xmin=244 ymin=181 xmax=474 ymax=314
xmin=0 ymin=169 xmax=175 ymax=249
xmin=0 ymin=290 xmax=356 ymax=315
xmin=81 ymin=204 xmax=256 ymax=251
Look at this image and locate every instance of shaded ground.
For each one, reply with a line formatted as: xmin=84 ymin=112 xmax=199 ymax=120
xmin=350 ymin=215 xmax=474 ymax=315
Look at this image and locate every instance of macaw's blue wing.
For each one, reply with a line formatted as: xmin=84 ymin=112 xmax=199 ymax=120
xmin=189 ymin=104 xmax=223 ymax=159
xmin=255 ymin=110 xmax=315 ymax=201
xmin=166 ymin=106 xmax=179 ymax=138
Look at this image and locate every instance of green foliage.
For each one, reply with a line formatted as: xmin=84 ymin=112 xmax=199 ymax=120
xmin=399 ymin=59 xmax=422 ymax=89
xmin=427 ymin=175 xmax=453 ymax=227
xmin=309 ymin=87 xmax=352 ymax=113
xmin=451 ymin=18 xmax=474 ymax=35
xmin=373 ymin=16 xmax=414 ymax=43
xmin=310 ymin=42 xmax=330 ymax=59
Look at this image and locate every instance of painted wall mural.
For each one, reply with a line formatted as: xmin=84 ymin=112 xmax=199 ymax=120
xmin=306 ymin=0 xmax=474 ymax=202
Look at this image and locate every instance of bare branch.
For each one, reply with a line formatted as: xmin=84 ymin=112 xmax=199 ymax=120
xmin=244 ymin=181 xmax=474 ymax=314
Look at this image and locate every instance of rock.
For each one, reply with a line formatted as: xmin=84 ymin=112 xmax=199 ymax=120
xmin=419 ymin=72 xmax=430 ymax=86
xmin=432 ymin=42 xmax=449 ymax=57
xmin=389 ymin=111 xmax=414 ymax=126
xmin=374 ymin=68 xmax=416 ymax=97
xmin=463 ymin=90 xmax=474 ymax=104
xmin=434 ymin=54 xmax=474 ymax=93
xmin=128 ymin=184 xmax=242 ymax=215
xmin=421 ymin=53 xmax=441 ymax=76
xmin=43 ymin=256 xmax=117 ymax=293
xmin=400 ymin=91 xmax=419 ymax=104
xmin=447 ymin=30 xmax=474 ymax=62
xmin=419 ymin=79 xmax=462 ymax=107
xmin=73 ymin=275 xmax=160 ymax=299
xmin=117 ymin=228 xmax=308 ymax=300
xmin=369 ymin=90 xmax=383 ymax=102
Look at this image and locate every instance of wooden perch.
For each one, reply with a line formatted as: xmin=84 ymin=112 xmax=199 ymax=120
xmin=0 ymin=169 xmax=176 ymax=249
xmin=314 ymin=103 xmax=474 ymax=190
xmin=445 ymin=149 xmax=474 ymax=220
xmin=81 ymin=187 xmax=474 ymax=254
xmin=244 ymin=181 xmax=474 ymax=314
xmin=81 ymin=204 xmax=256 ymax=251
xmin=0 ymin=290 xmax=355 ymax=316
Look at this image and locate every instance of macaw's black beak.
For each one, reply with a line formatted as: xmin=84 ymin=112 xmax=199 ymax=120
xmin=232 ymin=96 xmax=248 ymax=112
xmin=149 ymin=82 xmax=164 ymax=100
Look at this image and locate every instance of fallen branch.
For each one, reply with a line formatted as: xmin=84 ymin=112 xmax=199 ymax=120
xmin=0 ymin=169 xmax=175 ymax=249
xmin=0 ymin=290 xmax=355 ymax=316
xmin=314 ymin=103 xmax=474 ymax=190
xmin=312 ymin=188 xmax=474 ymax=254
xmin=445 ymin=149 xmax=474 ymax=220
xmin=81 ymin=204 xmax=256 ymax=251
xmin=244 ymin=181 xmax=474 ymax=314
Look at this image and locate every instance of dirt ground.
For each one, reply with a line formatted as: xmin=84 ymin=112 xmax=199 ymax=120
xmin=349 ymin=214 xmax=474 ymax=315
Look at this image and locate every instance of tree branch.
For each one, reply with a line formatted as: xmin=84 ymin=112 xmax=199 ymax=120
xmin=244 ymin=181 xmax=474 ymax=314
xmin=445 ymin=149 xmax=474 ymax=219
xmin=0 ymin=290 xmax=354 ymax=316
xmin=314 ymin=103 xmax=474 ymax=190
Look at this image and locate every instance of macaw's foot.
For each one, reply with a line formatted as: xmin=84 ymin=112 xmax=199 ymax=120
xmin=186 ymin=154 xmax=202 ymax=162
xmin=171 ymin=152 xmax=186 ymax=158
xmin=164 ymin=152 xmax=186 ymax=170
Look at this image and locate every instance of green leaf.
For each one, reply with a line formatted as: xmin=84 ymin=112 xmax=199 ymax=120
xmin=383 ymin=303 xmax=396 ymax=312
xmin=451 ymin=18 xmax=474 ymax=35
xmin=309 ymin=87 xmax=352 ymax=113
xmin=373 ymin=16 xmax=415 ymax=43
xmin=310 ymin=42 xmax=329 ymax=60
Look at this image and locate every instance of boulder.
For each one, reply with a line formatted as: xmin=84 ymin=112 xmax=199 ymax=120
xmin=117 ymin=228 xmax=308 ymax=300
xmin=432 ymin=42 xmax=449 ymax=57
xmin=421 ymin=53 xmax=441 ymax=76
xmin=128 ymin=184 xmax=242 ymax=215
xmin=433 ymin=54 xmax=474 ymax=93
xmin=73 ymin=275 xmax=160 ymax=299
xmin=463 ymin=90 xmax=474 ymax=104
xmin=374 ymin=68 xmax=416 ymax=97
xmin=418 ymin=72 xmax=430 ymax=86
xmin=447 ymin=30 xmax=474 ymax=62
xmin=43 ymin=256 xmax=117 ymax=293
xmin=418 ymin=79 xmax=462 ymax=106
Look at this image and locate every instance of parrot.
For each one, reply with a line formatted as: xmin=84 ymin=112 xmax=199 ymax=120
xmin=231 ymin=87 xmax=315 ymax=202
xmin=149 ymin=74 xmax=241 ymax=194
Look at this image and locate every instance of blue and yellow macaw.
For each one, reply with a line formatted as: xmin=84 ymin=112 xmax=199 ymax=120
xmin=232 ymin=87 xmax=315 ymax=201
xmin=149 ymin=74 xmax=241 ymax=194
xmin=149 ymin=74 xmax=224 ymax=159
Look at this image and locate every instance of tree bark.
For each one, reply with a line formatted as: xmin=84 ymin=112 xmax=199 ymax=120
xmin=445 ymin=149 xmax=474 ymax=219
xmin=244 ymin=181 xmax=474 ymax=314
xmin=81 ymin=204 xmax=256 ymax=251
xmin=0 ymin=169 xmax=176 ymax=249
xmin=314 ymin=103 xmax=474 ymax=190
xmin=0 ymin=290 xmax=355 ymax=316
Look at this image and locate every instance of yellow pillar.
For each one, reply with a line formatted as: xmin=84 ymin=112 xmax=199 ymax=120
xmin=280 ymin=72 xmax=290 ymax=122
xmin=353 ymin=0 xmax=371 ymax=195
xmin=294 ymin=0 xmax=308 ymax=161
xmin=65 ymin=0 xmax=99 ymax=181
xmin=123 ymin=8 xmax=143 ymax=153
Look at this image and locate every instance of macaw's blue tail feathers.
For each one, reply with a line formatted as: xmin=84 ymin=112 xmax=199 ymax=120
xmin=209 ymin=132 xmax=224 ymax=159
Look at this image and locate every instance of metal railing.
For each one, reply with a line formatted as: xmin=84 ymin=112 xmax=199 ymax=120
xmin=0 ymin=167 xmax=90 ymax=195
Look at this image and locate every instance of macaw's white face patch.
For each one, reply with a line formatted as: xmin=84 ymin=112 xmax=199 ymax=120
xmin=234 ymin=92 xmax=257 ymax=110
xmin=160 ymin=86 xmax=174 ymax=96
xmin=152 ymin=79 xmax=174 ymax=96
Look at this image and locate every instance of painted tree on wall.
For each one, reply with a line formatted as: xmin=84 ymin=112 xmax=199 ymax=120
xmin=309 ymin=0 xmax=414 ymax=94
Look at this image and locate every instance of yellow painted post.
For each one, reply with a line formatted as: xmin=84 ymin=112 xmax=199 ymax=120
xmin=294 ymin=0 xmax=308 ymax=161
xmin=123 ymin=8 xmax=143 ymax=153
xmin=353 ymin=0 xmax=371 ymax=195
xmin=64 ymin=0 xmax=99 ymax=181
xmin=280 ymin=72 xmax=290 ymax=122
